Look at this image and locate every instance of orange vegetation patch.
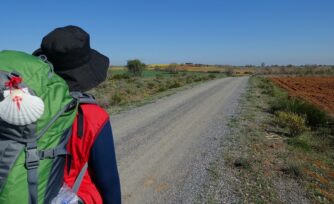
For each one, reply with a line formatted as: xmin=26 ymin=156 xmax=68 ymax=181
xmin=269 ymin=77 xmax=334 ymax=115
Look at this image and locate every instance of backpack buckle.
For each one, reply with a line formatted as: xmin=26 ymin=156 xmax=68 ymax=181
xmin=25 ymin=147 xmax=40 ymax=170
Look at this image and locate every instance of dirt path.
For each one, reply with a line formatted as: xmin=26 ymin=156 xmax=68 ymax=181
xmin=111 ymin=77 xmax=249 ymax=203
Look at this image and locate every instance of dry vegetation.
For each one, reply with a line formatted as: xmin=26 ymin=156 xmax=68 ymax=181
xmin=205 ymin=76 xmax=334 ymax=203
xmin=89 ymin=68 xmax=224 ymax=113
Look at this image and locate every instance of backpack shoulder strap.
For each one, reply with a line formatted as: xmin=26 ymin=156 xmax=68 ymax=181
xmin=70 ymin=92 xmax=97 ymax=138
xmin=70 ymin=92 xmax=97 ymax=105
xmin=72 ymin=162 xmax=88 ymax=194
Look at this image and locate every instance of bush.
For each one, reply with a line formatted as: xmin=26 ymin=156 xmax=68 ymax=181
xmin=157 ymin=85 xmax=167 ymax=92
xmin=193 ymin=76 xmax=203 ymax=82
xmin=201 ymin=76 xmax=209 ymax=81
xmin=110 ymin=92 xmax=122 ymax=105
xmin=208 ymin=73 xmax=217 ymax=79
xmin=275 ymin=111 xmax=308 ymax=137
xmin=147 ymin=82 xmax=156 ymax=89
xmin=186 ymin=76 xmax=194 ymax=83
xmin=271 ymin=97 xmax=329 ymax=128
xmin=281 ymin=160 xmax=303 ymax=177
xmin=258 ymin=78 xmax=276 ymax=96
xmin=127 ymin=59 xmax=146 ymax=76
xmin=168 ymin=80 xmax=181 ymax=89
xmin=135 ymin=80 xmax=144 ymax=88
xmin=261 ymin=78 xmax=330 ymax=128
xmin=112 ymin=73 xmax=130 ymax=80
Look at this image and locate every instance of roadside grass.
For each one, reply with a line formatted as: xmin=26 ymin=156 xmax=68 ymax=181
xmin=257 ymin=77 xmax=334 ymax=203
xmin=89 ymin=69 xmax=226 ymax=114
xmin=110 ymin=69 xmax=173 ymax=78
xmin=203 ymin=76 xmax=334 ymax=203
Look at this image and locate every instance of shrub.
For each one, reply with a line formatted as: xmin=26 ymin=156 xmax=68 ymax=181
xmin=157 ymin=85 xmax=167 ymax=92
xmin=112 ymin=73 xmax=130 ymax=80
xmin=201 ymin=76 xmax=210 ymax=81
xmin=127 ymin=59 xmax=146 ymax=76
xmin=208 ymin=73 xmax=217 ymax=79
xmin=135 ymin=80 xmax=144 ymax=88
xmin=168 ymin=80 xmax=181 ymax=89
xmin=126 ymin=78 xmax=136 ymax=83
xmin=258 ymin=78 xmax=276 ymax=96
xmin=287 ymin=137 xmax=311 ymax=151
xmin=261 ymin=78 xmax=330 ymax=128
xmin=186 ymin=76 xmax=194 ymax=83
xmin=271 ymin=98 xmax=329 ymax=128
xmin=275 ymin=111 xmax=308 ymax=137
xmin=110 ymin=92 xmax=122 ymax=105
xmin=147 ymin=82 xmax=156 ymax=89
xmin=233 ymin=157 xmax=251 ymax=170
xmin=193 ymin=76 xmax=202 ymax=82
xmin=125 ymin=88 xmax=131 ymax=94
xmin=281 ymin=160 xmax=303 ymax=177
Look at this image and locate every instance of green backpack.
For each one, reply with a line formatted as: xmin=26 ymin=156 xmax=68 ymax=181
xmin=0 ymin=50 xmax=91 ymax=204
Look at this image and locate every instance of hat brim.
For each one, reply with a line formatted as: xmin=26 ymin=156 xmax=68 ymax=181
xmin=32 ymin=48 xmax=43 ymax=57
xmin=33 ymin=48 xmax=109 ymax=92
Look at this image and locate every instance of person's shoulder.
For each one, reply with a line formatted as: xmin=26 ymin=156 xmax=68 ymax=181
xmin=80 ymin=104 xmax=109 ymax=124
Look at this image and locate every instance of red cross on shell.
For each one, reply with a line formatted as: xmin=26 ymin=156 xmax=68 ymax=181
xmin=12 ymin=95 xmax=23 ymax=110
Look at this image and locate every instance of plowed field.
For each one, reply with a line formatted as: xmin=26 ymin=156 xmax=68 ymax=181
xmin=270 ymin=77 xmax=334 ymax=115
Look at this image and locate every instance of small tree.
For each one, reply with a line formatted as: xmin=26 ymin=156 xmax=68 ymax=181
xmin=127 ymin=59 xmax=146 ymax=76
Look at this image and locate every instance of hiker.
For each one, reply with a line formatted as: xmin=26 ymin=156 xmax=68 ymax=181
xmin=33 ymin=25 xmax=121 ymax=204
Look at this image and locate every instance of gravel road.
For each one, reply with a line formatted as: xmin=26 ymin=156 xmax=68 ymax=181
xmin=111 ymin=77 xmax=249 ymax=204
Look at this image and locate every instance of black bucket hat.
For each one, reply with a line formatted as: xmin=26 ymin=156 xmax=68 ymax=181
xmin=33 ymin=25 xmax=109 ymax=92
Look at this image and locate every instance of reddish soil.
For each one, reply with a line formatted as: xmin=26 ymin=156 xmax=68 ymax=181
xmin=269 ymin=77 xmax=334 ymax=116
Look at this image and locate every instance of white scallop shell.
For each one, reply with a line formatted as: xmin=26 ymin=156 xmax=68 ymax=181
xmin=0 ymin=89 xmax=44 ymax=125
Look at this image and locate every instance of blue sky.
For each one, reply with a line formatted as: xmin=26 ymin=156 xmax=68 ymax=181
xmin=1 ymin=0 xmax=333 ymax=65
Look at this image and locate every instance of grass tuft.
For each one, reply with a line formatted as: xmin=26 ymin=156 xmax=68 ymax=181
xmin=275 ymin=111 xmax=308 ymax=137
